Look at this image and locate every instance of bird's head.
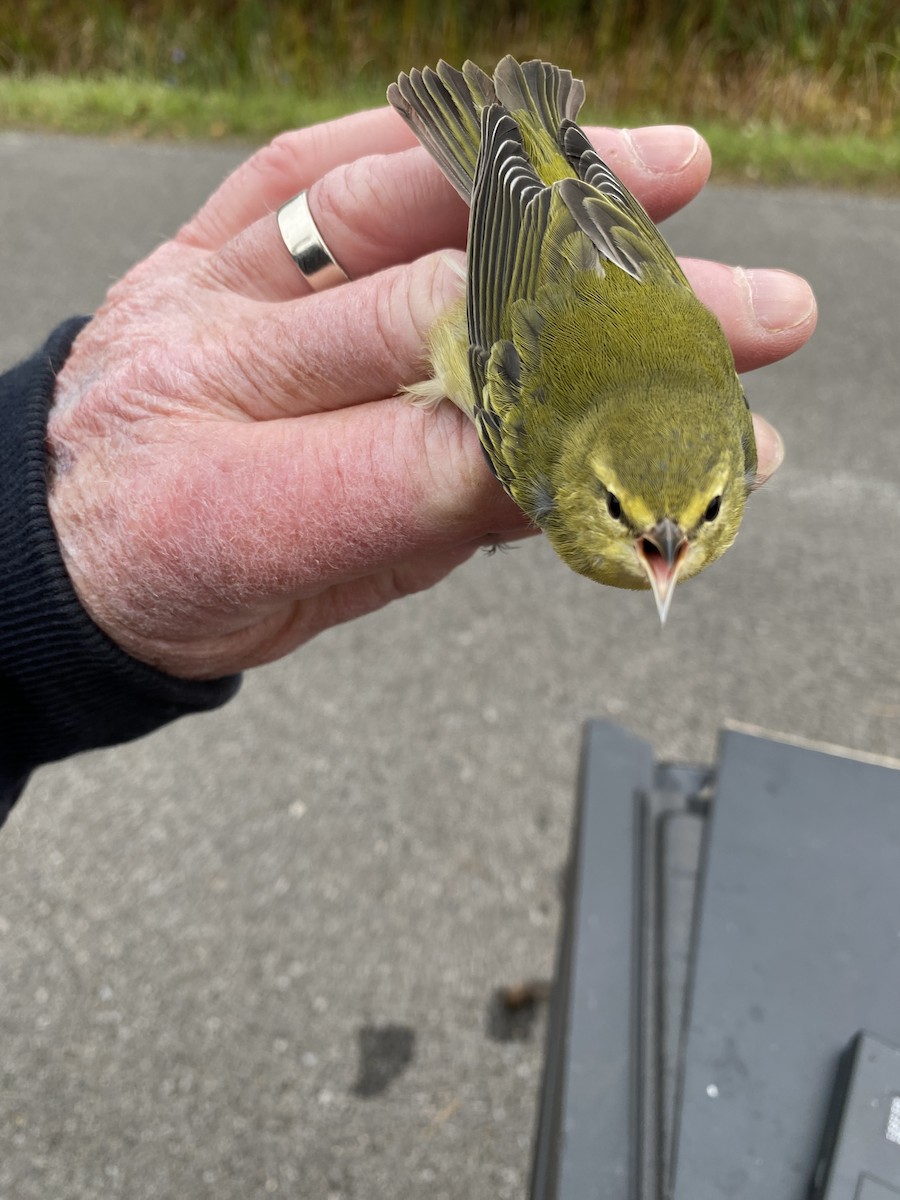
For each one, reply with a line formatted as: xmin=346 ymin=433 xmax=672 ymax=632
xmin=532 ymin=382 xmax=757 ymax=622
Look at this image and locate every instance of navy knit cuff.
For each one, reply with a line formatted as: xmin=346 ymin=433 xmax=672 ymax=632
xmin=0 ymin=319 xmax=241 ymax=817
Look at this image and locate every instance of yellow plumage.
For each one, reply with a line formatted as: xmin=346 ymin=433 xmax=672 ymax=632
xmin=388 ymin=56 xmax=757 ymax=621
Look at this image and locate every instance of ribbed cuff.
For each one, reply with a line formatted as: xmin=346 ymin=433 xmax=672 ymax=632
xmin=0 ymin=319 xmax=241 ymax=817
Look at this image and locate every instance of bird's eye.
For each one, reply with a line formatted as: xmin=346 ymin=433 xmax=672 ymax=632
xmin=606 ymin=492 xmax=622 ymax=521
xmin=704 ymin=495 xmax=722 ymax=522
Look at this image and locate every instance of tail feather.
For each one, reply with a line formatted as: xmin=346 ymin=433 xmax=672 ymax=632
xmin=387 ymin=62 xmax=487 ymax=201
xmin=387 ymin=56 xmax=585 ymax=203
xmin=460 ymin=59 xmax=497 ymax=109
xmin=491 ymin=56 xmax=585 ymax=133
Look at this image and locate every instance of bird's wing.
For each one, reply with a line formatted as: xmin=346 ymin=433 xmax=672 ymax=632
xmin=466 ymin=104 xmax=549 ymax=388
xmin=465 ymin=104 xmax=557 ymax=489
xmin=557 ymin=120 xmax=690 ymax=288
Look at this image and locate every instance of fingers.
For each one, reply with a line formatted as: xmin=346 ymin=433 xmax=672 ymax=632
xmin=203 ymin=147 xmax=468 ymax=303
xmin=214 ymin=251 xmax=815 ymax=423
xmin=680 ymin=259 xmax=818 ymax=373
xmin=207 ymin=247 xmax=815 ymax=424
xmin=227 ymin=251 xmax=464 ymax=419
xmin=199 ymin=124 xmax=713 ymax=301
xmin=260 ymin=396 xmax=529 ymax=582
xmin=180 ymin=107 xmax=417 ymax=250
xmin=185 ymin=101 xmax=712 ymax=257
xmin=126 ymin=398 xmax=527 ymax=637
xmin=301 ymin=124 xmax=711 ymax=283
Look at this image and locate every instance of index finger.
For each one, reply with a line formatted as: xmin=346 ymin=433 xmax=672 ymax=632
xmin=180 ymin=107 xmax=417 ymax=250
xmin=199 ymin=120 xmax=713 ymax=302
xmin=181 ymin=103 xmax=712 ymax=257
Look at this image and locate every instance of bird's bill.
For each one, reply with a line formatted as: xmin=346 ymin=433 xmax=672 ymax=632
xmin=636 ymin=519 xmax=688 ymax=625
xmin=643 ymin=560 xmax=680 ymax=625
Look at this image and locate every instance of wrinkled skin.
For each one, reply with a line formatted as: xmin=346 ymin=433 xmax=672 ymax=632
xmin=47 ymin=107 xmax=815 ymax=679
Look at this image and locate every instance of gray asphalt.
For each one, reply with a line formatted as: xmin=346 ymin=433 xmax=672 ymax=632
xmin=1 ymin=131 xmax=898 ymax=1200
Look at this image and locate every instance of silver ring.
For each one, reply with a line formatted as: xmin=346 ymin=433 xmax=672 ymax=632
xmin=277 ymin=190 xmax=349 ymax=291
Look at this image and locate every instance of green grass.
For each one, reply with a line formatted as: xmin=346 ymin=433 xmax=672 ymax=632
xmin=2 ymin=0 xmax=896 ymax=104
xmin=1 ymin=73 xmax=897 ymax=193
xmin=1 ymin=1 xmax=896 ymax=189
xmin=700 ymin=121 xmax=900 ymax=191
xmin=0 ymin=73 xmax=383 ymax=141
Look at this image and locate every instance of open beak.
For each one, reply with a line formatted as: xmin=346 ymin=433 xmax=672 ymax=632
xmin=636 ymin=519 xmax=688 ymax=625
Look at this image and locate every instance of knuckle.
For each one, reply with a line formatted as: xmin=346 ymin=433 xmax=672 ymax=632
xmin=248 ymin=128 xmax=312 ymax=192
xmin=370 ymin=264 xmax=435 ymax=385
xmin=312 ymin=156 xmax=393 ymax=262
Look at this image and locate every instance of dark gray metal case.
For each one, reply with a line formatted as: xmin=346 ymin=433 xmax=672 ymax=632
xmin=530 ymin=722 xmax=900 ymax=1200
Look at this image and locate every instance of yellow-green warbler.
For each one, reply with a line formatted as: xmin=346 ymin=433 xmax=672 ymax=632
xmin=388 ymin=55 xmax=758 ymax=623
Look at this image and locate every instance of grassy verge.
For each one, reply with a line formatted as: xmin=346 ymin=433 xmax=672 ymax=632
xmin=0 ymin=74 xmax=382 ymax=141
xmin=1 ymin=74 xmax=897 ymax=194
xmin=698 ymin=122 xmax=900 ymax=193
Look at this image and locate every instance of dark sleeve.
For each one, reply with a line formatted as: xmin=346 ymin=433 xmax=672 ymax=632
xmin=0 ymin=319 xmax=241 ymax=825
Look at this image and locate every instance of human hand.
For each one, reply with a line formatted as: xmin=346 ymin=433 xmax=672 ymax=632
xmin=47 ymin=108 xmax=815 ymax=680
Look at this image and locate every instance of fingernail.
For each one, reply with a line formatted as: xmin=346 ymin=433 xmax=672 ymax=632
xmin=746 ymin=268 xmax=817 ymax=332
xmin=626 ymin=126 xmax=702 ymax=174
xmin=748 ymin=413 xmax=785 ymax=487
xmin=770 ymin=426 xmax=785 ymax=472
xmin=426 ymin=250 xmax=466 ymax=315
xmin=438 ymin=250 xmax=467 ymax=294
xmin=763 ymin=422 xmax=787 ymax=477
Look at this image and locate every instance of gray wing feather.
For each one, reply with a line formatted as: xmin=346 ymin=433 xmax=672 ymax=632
xmin=467 ymin=106 xmax=545 ymax=363
xmin=559 ymin=120 xmax=688 ymax=285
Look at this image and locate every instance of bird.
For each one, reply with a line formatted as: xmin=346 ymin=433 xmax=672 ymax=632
xmin=388 ymin=55 xmax=758 ymax=623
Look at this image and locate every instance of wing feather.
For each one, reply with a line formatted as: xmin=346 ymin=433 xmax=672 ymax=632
xmin=558 ymin=120 xmax=689 ymax=286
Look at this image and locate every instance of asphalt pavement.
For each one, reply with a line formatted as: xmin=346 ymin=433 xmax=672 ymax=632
xmin=1 ymin=130 xmax=898 ymax=1200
